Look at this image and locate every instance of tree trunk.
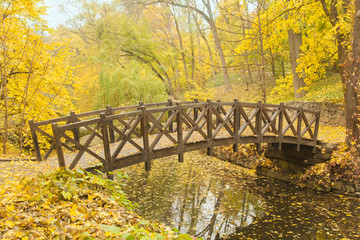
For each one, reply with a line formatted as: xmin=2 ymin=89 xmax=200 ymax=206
xmin=202 ymin=0 xmax=231 ymax=91
xmin=192 ymin=11 xmax=217 ymax=83
xmin=209 ymin=22 xmax=231 ymax=91
xmin=258 ymin=10 xmax=267 ymax=102
xmin=288 ymin=29 xmax=306 ymax=98
xmin=344 ymin=1 xmax=360 ymax=146
xmin=172 ymin=11 xmax=191 ymax=90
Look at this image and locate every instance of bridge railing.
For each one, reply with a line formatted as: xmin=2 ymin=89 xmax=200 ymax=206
xmin=28 ymin=99 xmax=192 ymax=162
xmin=29 ymin=100 xmax=320 ymax=174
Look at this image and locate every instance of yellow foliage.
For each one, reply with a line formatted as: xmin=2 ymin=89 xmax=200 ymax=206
xmin=184 ymin=86 xmax=214 ymax=101
xmin=0 ymin=0 xmax=76 ymax=153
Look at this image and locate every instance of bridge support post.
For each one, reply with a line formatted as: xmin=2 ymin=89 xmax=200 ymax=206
xmin=176 ymin=102 xmax=184 ymax=162
xmin=29 ymin=120 xmax=42 ymax=161
xmin=256 ymin=101 xmax=263 ymax=151
xmin=167 ymin=99 xmax=174 ymax=133
xmin=233 ymin=99 xmax=240 ymax=152
xmin=313 ymin=112 xmax=320 ymax=153
xmin=100 ymin=113 xmax=113 ymax=180
xmin=141 ymin=106 xmax=152 ymax=171
xmin=297 ymin=106 xmax=303 ymax=151
xmin=106 ymin=106 xmax=115 ymax=143
xmin=207 ymin=99 xmax=214 ymax=156
xmin=70 ymin=111 xmax=80 ymax=150
xmin=278 ymin=102 xmax=284 ymax=150
xmin=193 ymin=98 xmax=199 ymax=122
xmin=216 ymin=100 xmax=221 ymax=127
xmin=51 ymin=123 xmax=66 ymax=169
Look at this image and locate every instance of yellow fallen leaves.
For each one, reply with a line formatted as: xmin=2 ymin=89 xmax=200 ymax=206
xmin=0 ymin=169 xmax=195 ymax=240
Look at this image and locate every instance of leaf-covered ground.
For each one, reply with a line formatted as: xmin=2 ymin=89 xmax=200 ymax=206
xmin=0 ymin=167 xmax=196 ymax=239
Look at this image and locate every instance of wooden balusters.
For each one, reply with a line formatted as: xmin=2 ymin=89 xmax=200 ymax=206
xmin=29 ymin=120 xmax=42 ymax=161
xmin=278 ymin=102 xmax=284 ymax=150
xmin=233 ymin=99 xmax=240 ymax=152
xmin=206 ymin=99 xmax=213 ymax=156
xmin=140 ymin=106 xmax=151 ymax=171
xmin=176 ymin=102 xmax=184 ymax=162
xmin=100 ymin=113 xmax=113 ymax=179
xmin=51 ymin=123 xmax=66 ymax=168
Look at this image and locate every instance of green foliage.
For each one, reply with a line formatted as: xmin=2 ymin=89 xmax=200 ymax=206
xmin=96 ymin=61 xmax=167 ymax=108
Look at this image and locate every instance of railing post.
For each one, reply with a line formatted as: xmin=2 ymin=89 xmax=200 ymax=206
xmin=313 ymin=111 xmax=320 ymax=153
xmin=255 ymin=101 xmax=263 ymax=151
xmin=194 ymin=98 xmax=199 ymax=122
xmin=216 ymin=99 xmax=221 ymax=127
xmin=51 ymin=123 xmax=66 ymax=168
xmin=100 ymin=113 xmax=113 ymax=180
xmin=106 ymin=105 xmax=115 ymax=143
xmin=278 ymin=102 xmax=284 ymax=150
xmin=297 ymin=106 xmax=303 ymax=151
xmin=167 ymin=99 xmax=174 ymax=133
xmin=140 ymin=106 xmax=151 ymax=170
xmin=176 ymin=102 xmax=184 ymax=162
xmin=29 ymin=120 xmax=42 ymax=161
xmin=70 ymin=111 xmax=80 ymax=149
xmin=233 ymin=99 xmax=240 ymax=152
xmin=207 ymin=99 xmax=214 ymax=156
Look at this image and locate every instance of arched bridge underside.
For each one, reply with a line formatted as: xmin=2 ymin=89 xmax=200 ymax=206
xmin=29 ymin=100 xmax=320 ymax=175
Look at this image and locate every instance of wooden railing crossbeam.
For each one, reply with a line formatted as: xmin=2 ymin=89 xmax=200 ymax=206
xmin=261 ymin=108 xmax=281 ymax=135
xmin=282 ymin=110 xmax=299 ymax=136
xmin=301 ymin=114 xmax=316 ymax=139
xmin=182 ymin=107 xmax=208 ymax=143
xmin=238 ymin=106 xmax=258 ymax=135
xmin=108 ymin=121 xmax=143 ymax=152
xmin=212 ymin=105 xmax=235 ymax=139
xmin=111 ymin=115 xmax=143 ymax=160
xmin=148 ymin=111 xmax=178 ymax=150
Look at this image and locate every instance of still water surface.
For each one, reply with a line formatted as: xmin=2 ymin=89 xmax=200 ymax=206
xmin=120 ymin=151 xmax=360 ymax=239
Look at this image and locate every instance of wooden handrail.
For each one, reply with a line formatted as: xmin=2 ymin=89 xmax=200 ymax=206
xmin=29 ymin=100 xmax=321 ymax=174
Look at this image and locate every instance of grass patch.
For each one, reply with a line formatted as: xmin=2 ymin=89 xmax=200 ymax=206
xmin=302 ymin=73 xmax=343 ymax=103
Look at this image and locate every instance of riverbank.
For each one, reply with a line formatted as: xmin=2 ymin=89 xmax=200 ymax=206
xmin=213 ymin=143 xmax=360 ymax=197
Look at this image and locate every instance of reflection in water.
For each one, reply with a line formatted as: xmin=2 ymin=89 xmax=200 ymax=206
xmin=119 ymin=151 xmax=360 ymax=240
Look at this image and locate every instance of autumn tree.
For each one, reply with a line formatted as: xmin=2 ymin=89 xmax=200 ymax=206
xmin=0 ymin=0 xmax=75 ymax=154
xmin=144 ymin=0 xmax=232 ymax=91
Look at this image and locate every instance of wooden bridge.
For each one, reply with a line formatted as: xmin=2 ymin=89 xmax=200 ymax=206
xmin=29 ymin=99 xmax=320 ymax=176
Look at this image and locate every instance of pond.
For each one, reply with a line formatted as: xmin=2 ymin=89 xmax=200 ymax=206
xmin=120 ymin=151 xmax=360 ymax=240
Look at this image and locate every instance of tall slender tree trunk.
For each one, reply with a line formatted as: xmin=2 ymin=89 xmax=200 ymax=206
xmin=344 ymin=1 xmax=360 ymax=146
xmin=1 ymin=33 xmax=8 ymax=154
xmin=192 ymin=12 xmax=217 ymax=83
xmin=258 ymin=10 xmax=267 ymax=102
xmin=172 ymin=11 xmax=191 ymax=90
xmin=210 ymin=22 xmax=232 ymax=91
xmin=288 ymin=29 xmax=306 ymax=98
xmin=188 ymin=11 xmax=195 ymax=83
